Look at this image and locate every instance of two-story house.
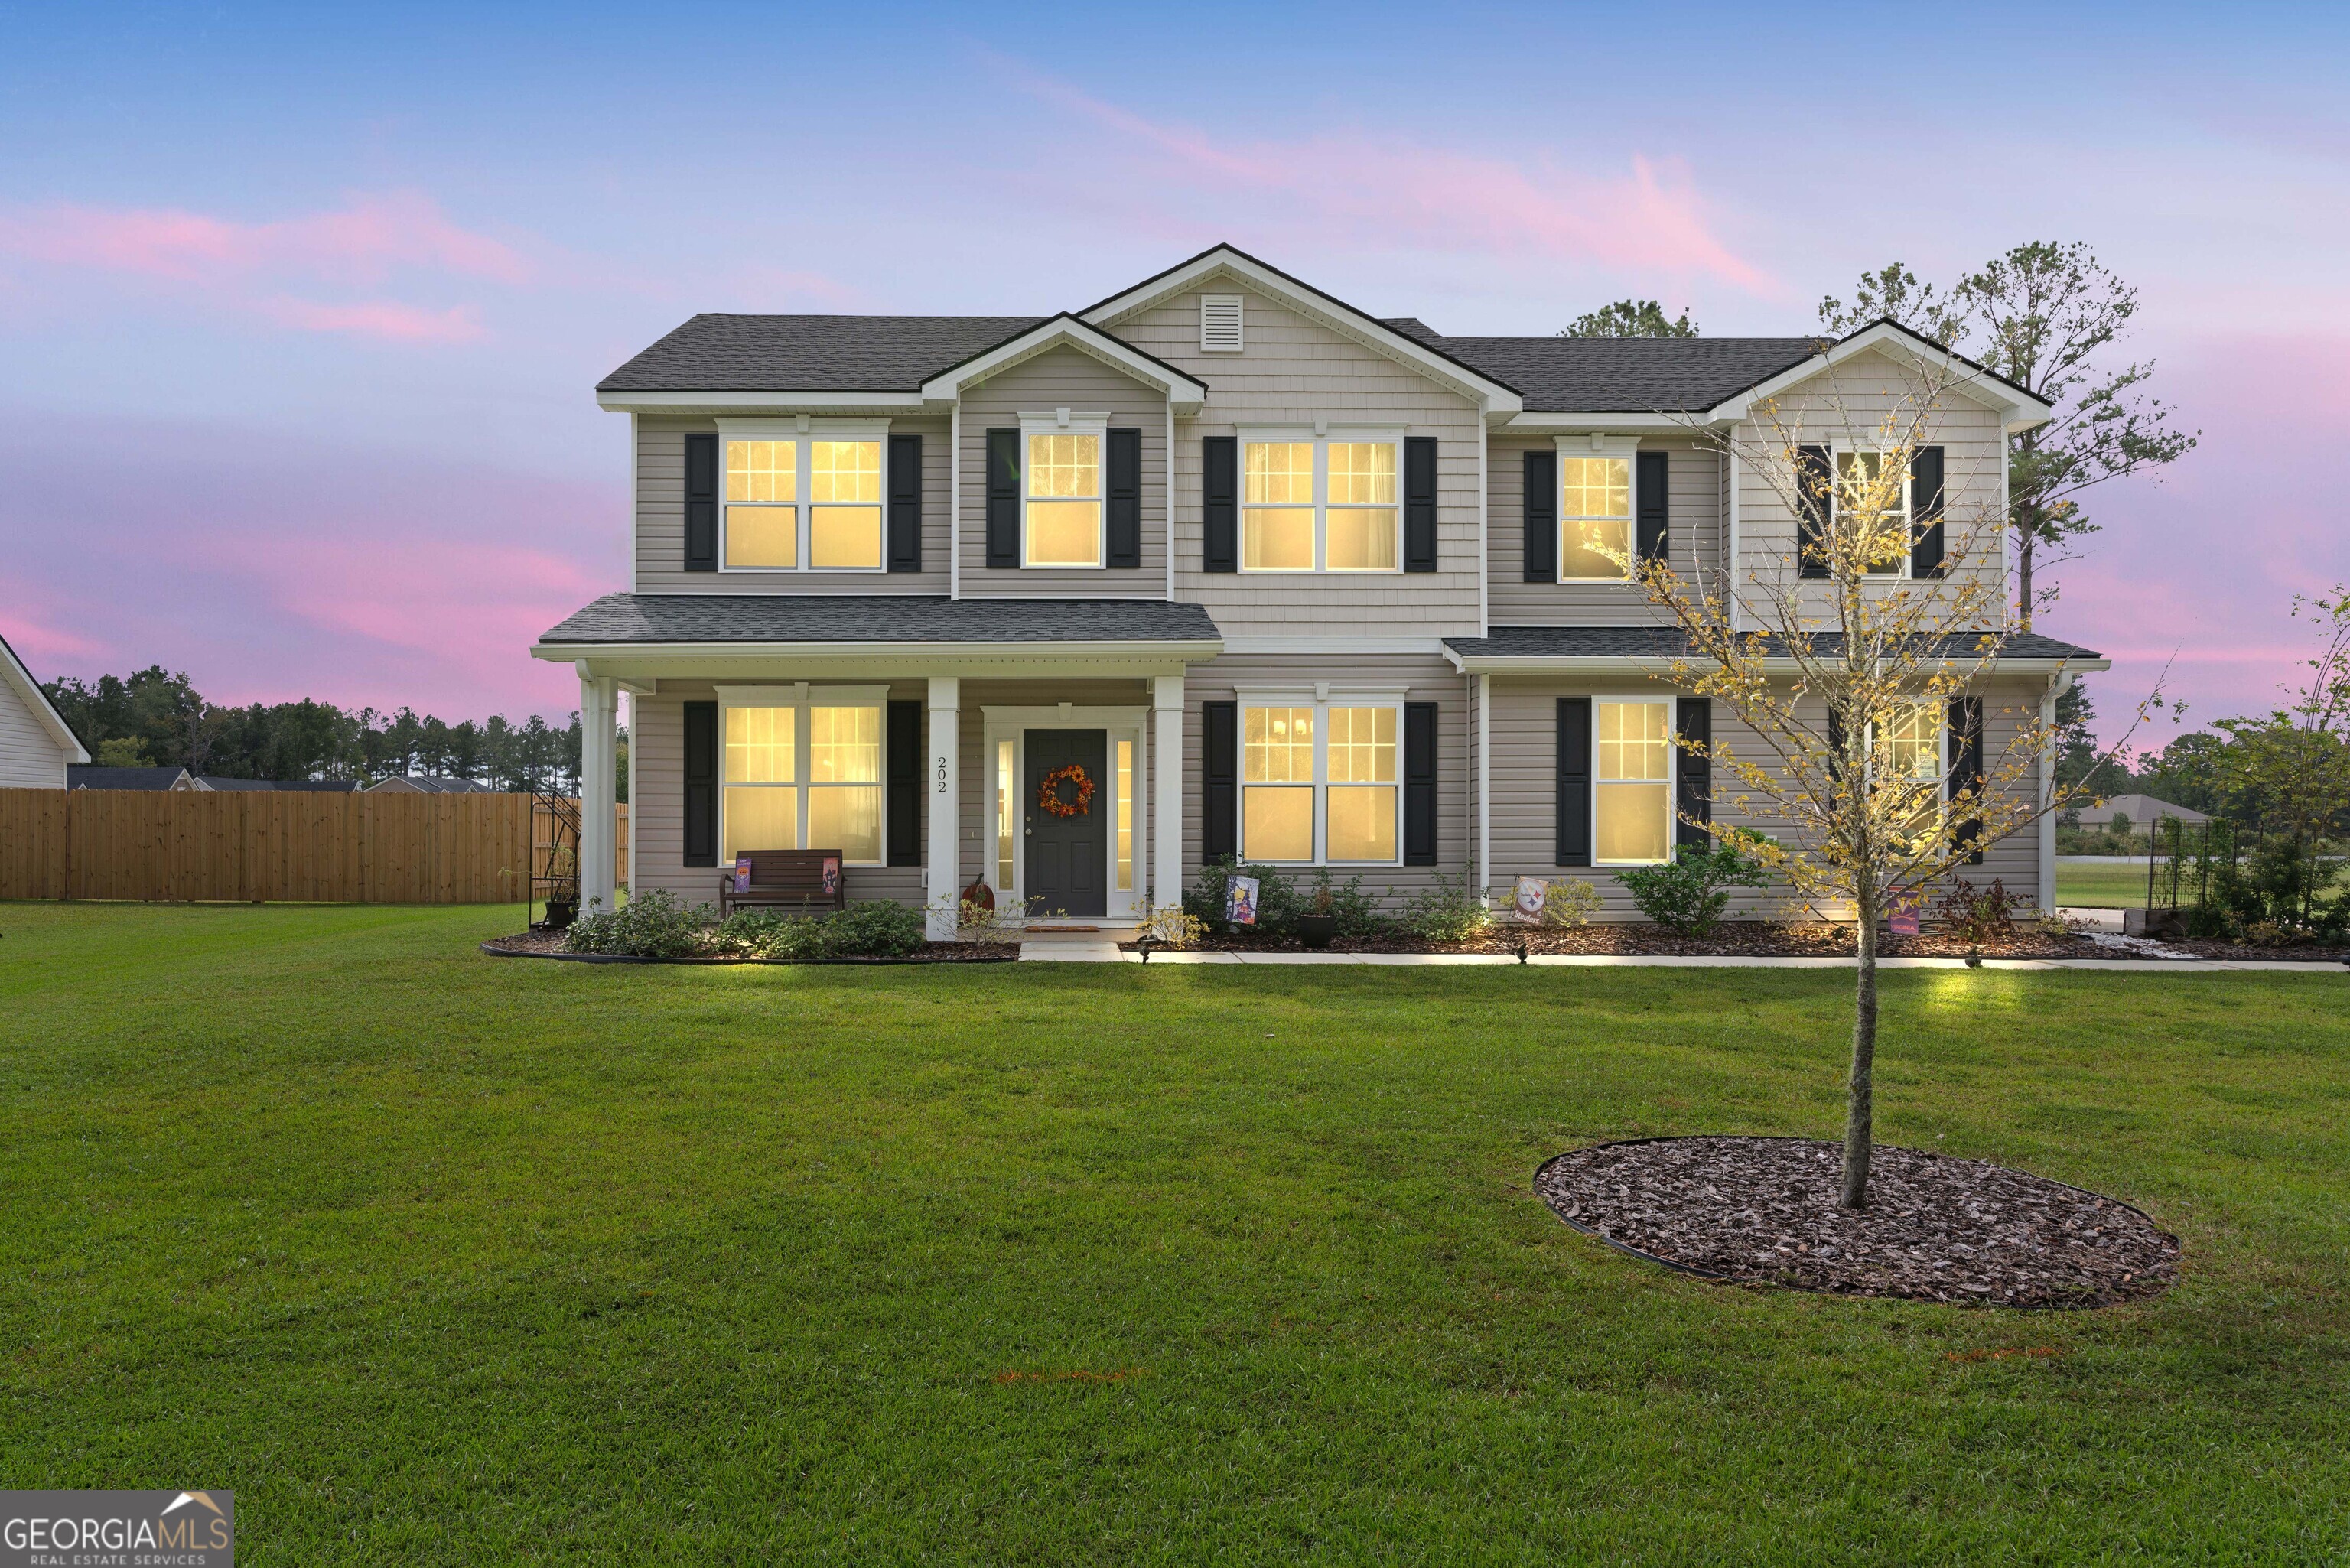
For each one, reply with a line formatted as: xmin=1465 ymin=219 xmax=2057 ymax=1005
xmin=535 ymin=245 xmax=2104 ymax=935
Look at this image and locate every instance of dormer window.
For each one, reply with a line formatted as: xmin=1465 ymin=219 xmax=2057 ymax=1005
xmin=1837 ymin=449 xmax=1911 ymax=576
xmin=1020 ymin=415 xmax=1107 ymax=567
xmin=1200 ymin=294 xmax=1244 ymax=353
xmin=718 ymin=422 xmax=885 ymax=571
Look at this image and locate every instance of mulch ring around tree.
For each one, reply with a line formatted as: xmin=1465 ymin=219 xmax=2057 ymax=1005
xmin=1535 ymin=1135 xmax=2179 ymax=1309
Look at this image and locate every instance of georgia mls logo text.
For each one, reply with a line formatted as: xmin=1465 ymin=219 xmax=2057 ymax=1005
xmin=2 ymin=1489 xmax=233 ymax=1566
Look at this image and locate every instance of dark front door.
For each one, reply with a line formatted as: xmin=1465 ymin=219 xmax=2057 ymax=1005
xmin=1024 ymin=728 xmax=1107 ymax=918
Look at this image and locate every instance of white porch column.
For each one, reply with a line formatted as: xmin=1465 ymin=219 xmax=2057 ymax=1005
xmin=576 ymin=665 xmax=619 ymax=912
xmin=2039 ymin=674 xmax=2068 ymax=913
xmin=925 ymin=675 xmax=961 ymax=940
xmin=1151 ymin=673 xmax=1186 ymax=916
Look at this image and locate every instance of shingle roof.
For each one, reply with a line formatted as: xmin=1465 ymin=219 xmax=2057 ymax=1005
xmin=67 ymin=765 xmax=190 ymax=790
xmin=1444 ymin=626 xmax=2104 ymax=661
xmin=599 ymin=315 xmax=1047 ymax=393
xmin=539 ymin=594 xmax=1222 ymax=646
xmin=197 ymin=776 xmax=360 ymax=792
xmin=1425 ymin=336 xmax=1827 ymax=413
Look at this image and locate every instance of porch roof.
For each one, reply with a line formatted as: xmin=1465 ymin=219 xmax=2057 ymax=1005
xmin=1442 ymin=624 xmax=2106 ymax=672
xmin=535 ymin=594 xmax=1221 ymax=652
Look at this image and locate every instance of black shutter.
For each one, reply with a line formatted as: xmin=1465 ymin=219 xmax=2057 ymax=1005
xmin=1637 ymin=449 xmax=1670 ymax=568
xmin=985 ymin=428 xmax=1020 ymax=568
xmin=1797 ymin=444 xmax=1831 ymax=580
xmin=886 ymin=701 xmax=921 ymax=867
xmin=1404 ymin=436 xmax=1438 ymax=573
xmin=683 ymin=433 xmax=718 ymax=572
xmin=1909 ymin=444 xmax=1946 ymax=579
xmin=1950 ymin=695 xmax=1984 ymax=865
xmin=887 ymin=434 xmax=923 ymax=573
xmin=1676 ymin=697 xmax=1712 ymax=849
xmin=1523 ymin=449 xmax=1557 ymax=582
xmin=1203 ymin=436 xmax=1238 ymax=573
xmin=1555 ymin=697 xmax=1590 ymax=867
xmin=1203 ymin=700 xmax=1237 ymax=862
xmin=1825 ymin=708 xmax=1846 ymax=783
xmin=1106 ymin=427 xmax=1142 ymax=569
xmin=1403 ymin=701 xmax=1437 ymax=865
xmin=683 ymin=701 xmax=717 ymax=867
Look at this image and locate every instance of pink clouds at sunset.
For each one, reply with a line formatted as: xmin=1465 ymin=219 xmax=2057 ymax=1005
xmin=1007 ymin=66 xmax=1772 ymax=294
xmin=0 ymin=190 xmax=527 ymax=343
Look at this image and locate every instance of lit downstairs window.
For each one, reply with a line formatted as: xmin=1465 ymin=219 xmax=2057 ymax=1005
xmin=720 ymin=695 xmax=883 ymax=864
xmin=1239 ymin=701 xmax=1400 ymax=864
xmin=1594 ymin=698 xmax=1672 ymax=865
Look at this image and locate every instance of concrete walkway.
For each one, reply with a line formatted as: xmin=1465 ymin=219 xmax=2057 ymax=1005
xmin=1035 ymin=946 xmax=2344 ymax=974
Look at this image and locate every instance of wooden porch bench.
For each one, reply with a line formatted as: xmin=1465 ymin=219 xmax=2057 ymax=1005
xmin=718 ymin=848 xmax=847 ymax=916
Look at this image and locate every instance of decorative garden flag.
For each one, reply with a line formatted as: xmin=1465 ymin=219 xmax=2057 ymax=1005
xmin=733 ymin=855 xmax=752 ymax=893
xmin=822 ymin=856 xmax=841 ymax=896
xmin=1515 ymin=877 xmax=1548 ymax=919
xmin=1226 ymin=874 xmax=1259 ymax=926
xmin=1889 ymin=890 xmax=1923 ymax=936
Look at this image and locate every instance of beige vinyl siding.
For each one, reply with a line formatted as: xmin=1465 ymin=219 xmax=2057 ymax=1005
xmin=1178 ymin=653 xmax=1470 ymax=904
xmin=634 ymin=415 xmax=952 ymax=595
xmin=1483 ymin=673 xmax=2050 ymax=917
xmin=1107 ymin=285 xmax=1484 ymax=641
xmin=629 ymin=680 xmax=929 ymax=909
xmin=1733 ymin=348 xmax=2007 ymax=626
xmin=1486 ymin=437 xmax=1723 ymax=625
xmin=0 ymin=677 xmax=71 ymax=788
xmin=957 ymin=347 xmax=1168 ymax=597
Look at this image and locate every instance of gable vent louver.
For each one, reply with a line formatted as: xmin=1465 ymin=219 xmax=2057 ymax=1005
xmin=1199 ymin=294 xmax=1244 ymax=353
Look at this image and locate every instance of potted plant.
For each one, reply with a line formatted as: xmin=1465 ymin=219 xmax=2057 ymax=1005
xmin=1297 ymin=880 xmax=1336 ymax=949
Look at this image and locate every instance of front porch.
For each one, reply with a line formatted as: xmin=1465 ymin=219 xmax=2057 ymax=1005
xmin=535 ymin=593 xmax=1222 ymax=940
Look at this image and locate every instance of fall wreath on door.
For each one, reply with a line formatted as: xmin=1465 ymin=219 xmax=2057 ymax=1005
xmin=1037 ymin=763 xmax=1095 ymax=818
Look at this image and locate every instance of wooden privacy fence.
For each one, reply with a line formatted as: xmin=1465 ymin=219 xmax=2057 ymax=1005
xmin=0 ymin=789 xmax=630 ymax=904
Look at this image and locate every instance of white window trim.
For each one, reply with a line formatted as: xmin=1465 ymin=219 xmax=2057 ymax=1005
xmin=1016 ymin=411 xmax=1111 ymax=570
xmin=1233 ymin=685 xmax=1408 ymax=867
xmin=1552 ymin=434 xmax=1642 ymax=584
xmin=714 ymin=418 xmax=892 ymax=575
xmin=713 ymin=683 xmax=891 ymax=867
xmin=1870 ymin=699 xmax=1948 ymax=791
xmin=978 ymin=705 xmax=1151 ymax=920
xmin=1591 ymin=694 xmax=1676 ymax=868
xmin=1830 ymin=443 xmax=1915 ymax=580
xmin=1236 ymin=428 xmax=1404 ymax=575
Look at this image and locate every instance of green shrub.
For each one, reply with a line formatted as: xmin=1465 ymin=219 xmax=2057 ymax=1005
xmin=1932 ymin=877 xmax=2026 ymax=942
xmin=824 ymin=899 xmax=928 ymax=957
xmin=1400 ymin=872 xmax=1491 ymax=944
xmin=565 ymin=890 xmax=708 ymax=957
xmin=715 ymin=901 xmax=926 ymax=959
xmin=1538 ymin=878 xmax=1605 ymax=928
xmin=1616 ymin=838 xmax=1768 ymax=937
xmin=1307 ymin=868 xmax=1395 ymax=939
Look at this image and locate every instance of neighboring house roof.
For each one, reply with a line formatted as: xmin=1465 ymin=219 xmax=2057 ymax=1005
xmin=2075 ymin=793 xmax=2208 ymax=827
xmin=538 ymin=594 xmax=1222 ymax=648
xmin=67 ymin=764 xmax=193 ymax=790
xmin=599 ymin=315 xmax=1046 ymax=392
xmin=197 ymin=776 xmax=360 ymax=792
xmin=1424 ymin=335 xmax=1827 ymax=414
xmin=366 ymin=776 xmax=498 ymax=794
xmin=0 ymin=631 xmax=92 ymax=765
xmin=1443 ymin=626 xmax=2104 ymax=665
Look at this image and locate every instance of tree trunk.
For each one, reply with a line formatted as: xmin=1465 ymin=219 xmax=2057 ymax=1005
xmin=1840 ymin=876 xmax=1880 ymax=1210
xmin=2016 ymin=531 xmax=2035 ymax=633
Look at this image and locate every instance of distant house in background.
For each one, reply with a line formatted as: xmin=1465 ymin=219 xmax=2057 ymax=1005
xmin=197 ymin=776 xmax=360 ymax=792
xmin=366 ymin=776 xmax=500 ymax=795
xmin=67 ymin=764 xmax=199 ymax=792
xmin=2074 ymin=793 xmax=2209 ymax=828
xmin=0 ymin=633 xmax=92 ymax=788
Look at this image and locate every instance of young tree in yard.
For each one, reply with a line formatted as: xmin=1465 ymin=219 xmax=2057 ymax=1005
xmin=1821 ymin=244 xmax=2198 ymax=629
xmin=1617 ymin=359 xmax=2148 ymax=1209
xmin=2210 ymin=586 xmax=2350 ymax=926
xmin=1561 ymin=299 xmax=1698 ymax=338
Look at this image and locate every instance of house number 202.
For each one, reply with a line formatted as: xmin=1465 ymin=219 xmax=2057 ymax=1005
xmin=935 ymin=756 xmax=949 ymax=793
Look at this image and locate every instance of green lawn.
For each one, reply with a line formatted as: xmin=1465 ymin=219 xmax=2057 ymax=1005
xmin=2056 ymin=858 xmax=2160 ymax=908
xmin=4 ymin=903 xmax=2346 ymax=1563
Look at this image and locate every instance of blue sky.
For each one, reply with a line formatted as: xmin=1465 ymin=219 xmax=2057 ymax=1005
xmin=4 ymin=1 xmax=2346 ymax=742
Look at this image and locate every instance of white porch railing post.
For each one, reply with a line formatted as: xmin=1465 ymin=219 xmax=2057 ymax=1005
xmin=926 ymin=675 xmax=961 ymax=940
xmin=576 ymin=665 xmax=618 ymax=911
xmin=1151 ymin=674 xmax=1185 ymax=918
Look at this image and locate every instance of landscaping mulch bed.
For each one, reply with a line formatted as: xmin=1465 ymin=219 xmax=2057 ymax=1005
xmin=482 ymin=929 xmax=1017 ymax=964
xmin=1121 ymin=922 xmax=2350 ymax=962
xmin=1535 ymin=1135 xmax=2179 ymax=1308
